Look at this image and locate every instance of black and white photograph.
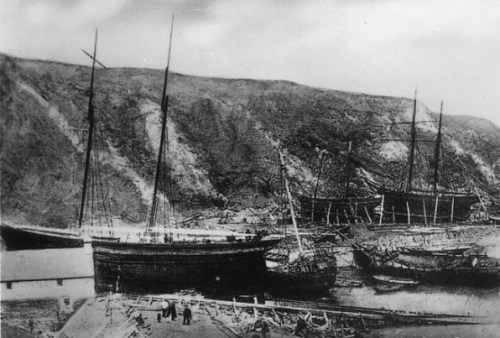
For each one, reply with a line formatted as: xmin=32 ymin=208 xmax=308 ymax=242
xmin=1 ymin=1 xmax=500 ymax=337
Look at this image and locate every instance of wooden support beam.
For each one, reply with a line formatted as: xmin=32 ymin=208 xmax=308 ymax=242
xmin=364 ymin=206 xmax=372 ymax=224
xmin=406 ymin=200 xmax=411 ymax=225
xmin=379 ymin=194 xmax=385 ymax=226
xmin=433 ymin=195 xmax=439 ymax=225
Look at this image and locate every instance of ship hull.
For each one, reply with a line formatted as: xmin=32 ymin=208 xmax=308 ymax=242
xmin=354 ymin=249 xmax=500 ymax=287
xmin=379 ymin=191 xmax=479 ymax=224
xmin=298 ymin=195 xmax=382 ymax=224
xmin=92 ymin=239 xmax=280 ymax=293
xmin=0 ymin=224 xmax=84 ymax=250
xmin=265 ymin=247 xmax=337 ymax=296
xmin=266 ymin=263 xmax=337 ymax=296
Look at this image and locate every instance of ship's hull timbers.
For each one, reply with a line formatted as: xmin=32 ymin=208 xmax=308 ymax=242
xmin=92 ymin=239 xmax=280 ymax=293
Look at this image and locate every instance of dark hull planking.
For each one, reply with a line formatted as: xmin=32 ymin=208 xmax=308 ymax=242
xmin=0 ymin=224 xmax=84 ymax=251
xmin=92 ymin=239 xmax=281 ymax=293
xmin=266 ymin=261 xmax=337 ymax=296
xmin=379 ymin=191 xmax=479 ymax=224
xmin=354 ymin=250 xmax=500 ymax=287
xmin=298 ymin=195 xmax=382 ymax=224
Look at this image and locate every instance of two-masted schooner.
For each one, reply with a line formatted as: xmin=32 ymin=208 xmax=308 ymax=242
xmin=91 ymin=18 xmax=280 ymax=293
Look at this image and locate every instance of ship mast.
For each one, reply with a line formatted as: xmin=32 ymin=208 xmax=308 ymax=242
xmin=406 ymin=89 xmax=418 ymax=193
xmin=270 ymin=109 xmax=303 ymax=253
xmin=433 ymin=101 xmax=443 ymax=194
xmin=148 ymin=16 xmax=175 ymax=231
xmin=78 ymin=30 xmax=98 ymax=228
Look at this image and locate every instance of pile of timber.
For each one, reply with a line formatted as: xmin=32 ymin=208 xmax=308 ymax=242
xmin=122 ymin=292 xmax=486 ymax=334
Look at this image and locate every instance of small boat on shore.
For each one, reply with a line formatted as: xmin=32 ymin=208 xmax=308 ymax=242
xmin=372 ymin=274 xmax=419 ymax=293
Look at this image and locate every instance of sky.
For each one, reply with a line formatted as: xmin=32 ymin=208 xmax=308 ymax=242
xmin=1 ymin=0 xmax=500 ymax=127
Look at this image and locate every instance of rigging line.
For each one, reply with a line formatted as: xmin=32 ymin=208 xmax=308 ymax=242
xmin=94 ymin=87 xmax=112 ymax=231
xmin=93 ymin=103 xmax=115 ymax=233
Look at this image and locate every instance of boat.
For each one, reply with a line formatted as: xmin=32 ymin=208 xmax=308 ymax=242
xmin=371 ymin=274 xmax=419 ymax=293
xmin=354 ymin=246 xmax=500 ymax=287
xmin=0 ymin=31 xmax=111 ymax=250
xmin=264 ymin=119 xmax=337 ymax=295
xmin=299 ymin=142 xmax=381 ymax=225
xmin=397 ymin=244 xmax=473 ymax=256
xmin=376 ymin=97 xmax=479 ymax=225
xmin=92 ymin=18 xmax=280 ymax=293
xmin=0 ymin=223 xmax=83 ymax=250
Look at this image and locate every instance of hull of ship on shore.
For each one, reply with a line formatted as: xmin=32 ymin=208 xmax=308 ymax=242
xmin=378 ymin=190 xmax=479 ymax=224
xmin=354 ymin=250 xmax=500 ymax=287
xmin=0 ymin=224 xmax=84 ymax=251
xmin=92 ymin=239 xmax=280 ymax=293
xmin=266 ymin=263 xmax=337 ymax=296
xmin=298 ymin=194 xmax=382 ymax=224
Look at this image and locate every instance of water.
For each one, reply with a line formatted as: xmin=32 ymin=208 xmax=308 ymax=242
xmin=2 ymin=244 xmax=500 ymax=336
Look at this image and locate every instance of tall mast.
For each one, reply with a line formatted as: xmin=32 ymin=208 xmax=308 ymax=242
xmin=433 ymin=101 xmax=443 ymax=194
xmin=270 ymin=108 xmax=303 ymax=253
xmin=278 ymin=149 xmax=303 ymax=253
xmin=78 ymin=30 xmax=98 ymax=228
xmin=149 ymin=15 xmax=175 ymax=231
xmin=406 ymin=89 xmax=417 ymax=193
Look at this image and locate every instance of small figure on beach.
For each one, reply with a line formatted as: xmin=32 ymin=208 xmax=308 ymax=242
xmin=183 ymin=305 xmax=192 ymax=325
xmin=161 ymin=299 xmax=169 ymax=318
xmin=254 ymin=319 xmax=270 ymax=338
xmin=166 ymin=301 xmax=177 ymax=321
xmin=295 ymin=316 xmax=307 ymax=337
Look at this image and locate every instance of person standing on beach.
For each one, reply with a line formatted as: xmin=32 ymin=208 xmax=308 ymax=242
xmin=161 ymin=299 xmax=169 ymax=318
xmin=170 ymin=302 xmax=177 ymax=321
xmin=183 ymin=306 xmax=192 ymax=325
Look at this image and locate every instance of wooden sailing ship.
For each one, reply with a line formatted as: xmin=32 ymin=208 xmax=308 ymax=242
xmin=377 ymin=96 xmax=479 ymax=225
xmin=299 ymin=142 xmax=381 ymax=225
xmin=0 ymin=31 xmax=109 ymax=250
xmin=264 ymin=120 xmax=337 ymax=295
xmin=91 ymin=18 xmax=280 ymax=293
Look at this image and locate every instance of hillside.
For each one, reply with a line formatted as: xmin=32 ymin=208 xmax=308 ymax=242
xmin=1 ymin=54 xmax=499 ymax=228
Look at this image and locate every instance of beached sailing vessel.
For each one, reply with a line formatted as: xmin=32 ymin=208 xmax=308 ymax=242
xmin=0 ymin=31 xmax=112 ymax=250
xmin=376 ymin=95 xmax=479 ymax=225
xmin=91 ymin=18 xmax=280 ymax=293
xmin=264 ymin=117 xmax=337 ymax=295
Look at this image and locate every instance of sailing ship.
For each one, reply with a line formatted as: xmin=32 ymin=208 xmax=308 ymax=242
xmin=377 ymin=95 xmax=479 ymax=225
xmin=299 ymin=142 xmax=381 ymax=225
xmin=264 ymin=120 xmax=337 ymax=295
xmin=0 ymin=31 xmax=111 ymax=250
xmin=91 ymin=18 xmax=280 ymax=293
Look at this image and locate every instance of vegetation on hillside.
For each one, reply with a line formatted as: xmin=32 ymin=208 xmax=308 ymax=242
xmin=1 ymin=54 xmax=499 ymax=226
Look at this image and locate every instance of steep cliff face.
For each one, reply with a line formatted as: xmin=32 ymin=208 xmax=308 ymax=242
xmin=1 ymin=54 xmax=499 ymax=227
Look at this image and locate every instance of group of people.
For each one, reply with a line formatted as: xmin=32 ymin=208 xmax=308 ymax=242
xmin=159 ymin=299 xmax=192 ymax=325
